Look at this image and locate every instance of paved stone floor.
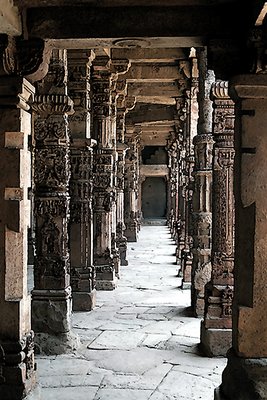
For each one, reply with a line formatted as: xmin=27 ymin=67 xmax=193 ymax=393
xmin=31 ymin=225 xmax=226 ymax=400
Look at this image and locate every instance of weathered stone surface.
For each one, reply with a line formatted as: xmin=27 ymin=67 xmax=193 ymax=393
xmin=34 ymin=331 xmax=80 ymax=355
xmin=88 ymin=330 xmax=146 ymax=350
xmin=200 ymin=323 xmax=232 ymax=357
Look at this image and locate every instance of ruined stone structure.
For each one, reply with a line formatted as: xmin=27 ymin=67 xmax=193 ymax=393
xmin=0 ymin=1 xmax=266 ymax=399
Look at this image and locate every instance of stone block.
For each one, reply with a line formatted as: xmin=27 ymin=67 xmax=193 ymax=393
xmin=72 ymin=289 xmax=96 ymax=311
xmin=32 ymin=296 xmax=72 ymax=334
xmin=200 ymin=321 xmax=232 ymax=357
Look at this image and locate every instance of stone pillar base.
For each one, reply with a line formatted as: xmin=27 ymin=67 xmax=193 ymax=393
xmin=25 ymin=385 xmax=42 ymax=400
xmin=113 ymin=256 xmax=121 ymax=279
xmin=215 ymin=349 xmax=267 ymax=400
xmin=34 ymin=331 xmax=80 ymax=355
xmin=125 ymin=228 xmax=138 ymax=242
xmin=182 ymin=281 xmax=191 ymax=290
xmin=214 ymin=387 xmax=226 ymax=400
xmin=96 ymin=265 xmax=117 ymax=290
xmin=181 ymin=249 xmax=192 ymax=289
xmin=32 ymin=289 xmax=72 ymax=334
xmin=0 ymin=331 xmax=37 ymax=400
xmin=72 ymin=289 xmax=96 ymax=311
xmin=0 ymin=374 xmax=37 ymax=400
xmin=120 ymin=256 xmax=128 ymax=266
xmin=24 ymin=385 xmax=42 ymax=400
xmin=200 ymin=321 xmax=232 ymax=357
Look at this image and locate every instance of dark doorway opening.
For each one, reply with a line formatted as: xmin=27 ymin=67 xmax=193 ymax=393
xmin=142 ymin=177 xmax=167 ymax=218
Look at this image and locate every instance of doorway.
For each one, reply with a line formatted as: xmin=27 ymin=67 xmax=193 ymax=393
xmin=142 ymin=177 xmax=167 ymax=219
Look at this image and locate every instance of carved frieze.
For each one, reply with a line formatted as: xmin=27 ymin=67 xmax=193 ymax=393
xmin=35 ymin=147 xmax=70 ymax=189
xmin=193 ymin=134 xmax=214 ymax=170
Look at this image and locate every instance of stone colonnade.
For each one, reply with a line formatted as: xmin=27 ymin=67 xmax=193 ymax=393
xmin=0 ymin=38 xmax=266 ymax=400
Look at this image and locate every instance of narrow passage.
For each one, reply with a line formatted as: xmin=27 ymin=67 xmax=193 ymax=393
xmin=36 ymin=225 xmax=226 ymax=400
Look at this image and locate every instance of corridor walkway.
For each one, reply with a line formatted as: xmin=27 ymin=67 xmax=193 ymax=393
xmin=33 ymin=225 xmax=226 ymax=400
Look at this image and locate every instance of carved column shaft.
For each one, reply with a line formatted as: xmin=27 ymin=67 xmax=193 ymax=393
xmin=69 ymin=139 xmax=96 ymax=310
xmin=68 ymin=50 xmax=97 ymax=311
xmin=167 ymin=136 xmax=179 ymax=240
xmin=0 ymin=77 xmax=36 ymax=399
xmin=92 ymin=55 xmax=117 ymax=290
xmin=124 ymin=132 xmax=139 ymax=242
xmin=116 ymin=143 xmax=129 ymax=266
xmin=191 ymin=48 xmax=215 ymax=317
xmin=201 ymin=81 xmax=235 ymax=356
xmin=31 ymin=51 xmax=79 ymax=354
xmin=180 ymin=60 xmax=198 ymax=289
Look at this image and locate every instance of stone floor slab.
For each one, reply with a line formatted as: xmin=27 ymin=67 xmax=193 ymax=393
xmin=88 ymin=330 xmax=146 ymax=350
xmin=40 ymin=386 xmax=99 ymax=400
xmin=94 ymin=388 xmax=153 ymax=400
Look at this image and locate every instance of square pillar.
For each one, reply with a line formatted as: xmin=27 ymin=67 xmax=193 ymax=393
xmin=0 ymin=77 xmax=37 ymax=399
xmin=215 ymin=74 xmax=267 ymax=400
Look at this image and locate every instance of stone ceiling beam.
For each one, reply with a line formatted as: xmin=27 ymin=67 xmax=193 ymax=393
xmin=123 ymin=64 xmax=184 ymax=82
xmin=26 ymin=4 xmax=249 ymax=41
xmin=15 ymin=0 xmax=245 ymax=6
xmin=111 ymin=48 xmax=188 ymax=62
xmin=135 ymin=97 xmax=176 ymax=105
xmin=127 ymin=104 xmax=175 ymax=124
xmin=127 ymin=82 xmax=181 ymax=103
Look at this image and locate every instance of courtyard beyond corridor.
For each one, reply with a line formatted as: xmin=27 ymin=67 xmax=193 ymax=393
xmin=32 ymin=225 xmax=226 ymax=400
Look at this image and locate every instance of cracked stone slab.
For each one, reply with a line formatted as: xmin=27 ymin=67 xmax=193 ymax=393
xmin=93 ymin=347 xmax=170 ymax=375
xmin=87 ymin=330 xmax=146 ymax=350
xmin=35 ymin=355 xmax=92 ymax=377
xmin=155 ymin=334 xmax=199 ymax=350
xmin=140 ymin=320 xmax=185 ymax=334
xmin=40 ymin=386 xmax=99 ymax=400
xmin=171 ymin=319 xmax=201 ymax=337
xmin=153 ymin=369 xmax=221 ymax=400
xmin=141 ymin=333 xmax=172 ymax=348
xmin=100 ymin=363 xmax=172 ymax=390
xmin=97 ymin=318 xmax=149 ymax=331
xmin=39 ymin=373 xmax=104 ymax=388
xmin=94 ymin=388 xmax=153 ymax=399
xmin=116 ymin=306 xmax=151 ymax=314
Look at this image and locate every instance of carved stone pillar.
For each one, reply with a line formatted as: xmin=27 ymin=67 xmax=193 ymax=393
xmin=116 ymin=142 xmax=129 ymax=266
xmin=31 ymin=51 xmax=79 ymax=354
xmin=201 ymin=81 xmax=235 ymax=356
xmin=180 ymin=58 xmax=199 ymax=290
xmin=111 ymin=74 xmax=132 ymax=270
xmin=167 ymin=135 xmax=179 ymax=240
xmin=67 ymin=50 xmax=97 ymax=311
xmin=191 ymin=49 xmax=215 ymax=317
xmin=215 ymin=74 xmax=267 ymax=400
xmin=124 ymin=132 xmax=139 ymax=242
xmin=92 ymin=55 xmax=116 ymax=290
xmin=0 ymin=77 xmax=36 ymax=399
xmin=69 ymin=139 xmax=96 ymax=310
